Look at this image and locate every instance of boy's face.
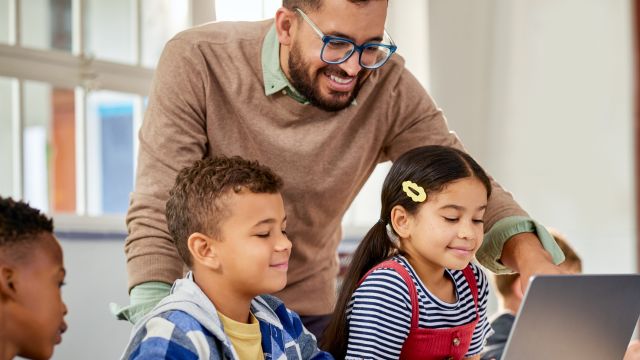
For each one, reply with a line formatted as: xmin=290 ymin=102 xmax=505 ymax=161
xmin=12 ymin=234 xmax=68 ymax=360
xmin=215 ymin=191 xmax=291 ymax=297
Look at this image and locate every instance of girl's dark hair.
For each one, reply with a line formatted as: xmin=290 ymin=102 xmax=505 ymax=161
xmin=321 ymin=145 xmax=491 ymax=357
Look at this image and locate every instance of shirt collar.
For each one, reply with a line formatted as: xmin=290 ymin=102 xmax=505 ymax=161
xmin=262 ymin=25 xmax=309 ymax=104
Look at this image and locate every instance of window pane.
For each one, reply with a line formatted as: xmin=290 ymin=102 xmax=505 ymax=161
xmin=141 ymin=0 xmax=190 ymax=68
xmin=0 ymin=77 xmax=14 ymax=196
xmin=21 ymin=0 xmax=72 ymax=51
xmin=341 ymin=161 xmax=391 ymax=229
xmin=23 ymin=81 xmax=76 ymax=214
xmin=86 ymin=91 xmax=136 ymax=215
xmin=215 ymin=0 xmax=281 ymax=21
xmin=85 ymin=0 xmax=134 ymax=64
xmin=0 ymin=0 xmax=8 ymax=44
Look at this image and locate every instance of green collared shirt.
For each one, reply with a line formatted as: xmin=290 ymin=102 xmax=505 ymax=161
xmin=262 ymin=25 xmax=310 ymax=104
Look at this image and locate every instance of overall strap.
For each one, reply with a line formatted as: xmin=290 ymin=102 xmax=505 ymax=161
xmin=358 ymin=260 xmax=420 ymax=329
xmin=461 ymin=265 xmax=479 ymax=319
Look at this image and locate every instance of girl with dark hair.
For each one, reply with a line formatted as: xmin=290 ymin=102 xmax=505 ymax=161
xmin=322 ymin=145 xmax=493 ymax=360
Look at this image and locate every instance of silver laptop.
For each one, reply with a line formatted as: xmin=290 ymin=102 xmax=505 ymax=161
xmin=501 ymin=274 xmax=640 ymax=360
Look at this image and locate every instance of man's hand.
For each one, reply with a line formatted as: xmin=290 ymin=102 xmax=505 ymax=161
xmin=624 ymin=339 xmax=640 ymax=360
xmin=500 ymin=232 xmax=566 ymax=293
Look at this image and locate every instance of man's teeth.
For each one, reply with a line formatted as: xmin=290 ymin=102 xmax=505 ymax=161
xmin=330 ymin=75 xmax=352 ymax=84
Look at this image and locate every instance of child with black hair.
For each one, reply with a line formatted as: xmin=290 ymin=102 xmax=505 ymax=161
xmin=323 ymin=145 xmax=493 ymax=360
xmin=121 ymin=156 xmax=330 ymax=359
xmin=0 ymin=197 xmax=67 ymax=360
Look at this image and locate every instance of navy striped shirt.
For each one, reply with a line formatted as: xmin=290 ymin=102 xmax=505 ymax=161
xmin=345 ymin=255 xmax=492 ymax=360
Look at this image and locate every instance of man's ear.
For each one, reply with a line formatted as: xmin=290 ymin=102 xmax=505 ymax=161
xmin=274 ymin=7 xmax=297 ymax=46
xmin=390 ymin=205 xmax=412 ymax=239
xmin=187 ymin=232 xmax=221 ymax=270
xmin=0 ymin=266 xmax=17 ymax=301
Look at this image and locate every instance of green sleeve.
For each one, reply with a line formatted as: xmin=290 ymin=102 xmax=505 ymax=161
xmin=110 ymin=281 xmax=171 ymax=324
xmin=476 ymin=216 xmax=565 ymax=274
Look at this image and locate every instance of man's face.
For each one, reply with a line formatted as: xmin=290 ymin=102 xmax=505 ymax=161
xmin=286 ymin=0 xmax=388 ymax=111
xmin=13 ymin=235 xmax=68 ymax=360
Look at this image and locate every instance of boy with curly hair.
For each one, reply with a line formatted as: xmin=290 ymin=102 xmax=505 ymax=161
xmin=121 ymin=156 xmax=330 ymax=359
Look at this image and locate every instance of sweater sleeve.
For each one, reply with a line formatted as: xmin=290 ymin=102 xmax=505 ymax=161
xmin=124 ymin=36 xmax=210 ymax=291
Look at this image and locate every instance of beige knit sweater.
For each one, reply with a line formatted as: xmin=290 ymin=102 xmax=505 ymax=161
xmin=125 ymin=20 xmax=527 ymax=315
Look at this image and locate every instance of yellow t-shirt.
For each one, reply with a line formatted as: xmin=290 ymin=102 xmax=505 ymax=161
xmin=217 ymin=311 xmax=264 ymax=360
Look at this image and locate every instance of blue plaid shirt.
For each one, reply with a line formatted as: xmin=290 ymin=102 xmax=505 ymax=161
xmin=121 ymin=273 xmax=332 ymax=360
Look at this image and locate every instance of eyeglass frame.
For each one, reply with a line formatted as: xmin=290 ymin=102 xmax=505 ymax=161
xmin=294 ymin=7 xmax=398 ymax=70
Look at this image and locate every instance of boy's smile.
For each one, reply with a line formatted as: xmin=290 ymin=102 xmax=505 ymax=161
xmin=193 ymin=190 xmax=292 ymax=322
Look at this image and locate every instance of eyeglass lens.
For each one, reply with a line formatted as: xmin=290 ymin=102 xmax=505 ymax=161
xmin=322 ymin=39 xmax=392 ymax=68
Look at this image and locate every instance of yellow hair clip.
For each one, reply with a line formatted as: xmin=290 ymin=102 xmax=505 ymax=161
xmin=402 ymin=181 xmax=427 ymax=203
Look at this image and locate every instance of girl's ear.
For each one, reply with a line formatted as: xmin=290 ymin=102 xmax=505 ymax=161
xmin=0 ymin=266 xmax=17 ymax=301
xmin=274 ymin=7 xmax=296 ymax=46
xmin=390 ymin=205 xmax=412 ymax=238
xmin=187 ymin=232 xmax=221 ymax=270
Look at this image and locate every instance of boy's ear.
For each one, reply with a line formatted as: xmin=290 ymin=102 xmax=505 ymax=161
xmin=187 ymin=232 xmax=221 ymax=270
xmin=390 ymin=205 xmax=412 ymax=238
xmin=0 ymin=266 xmax=17 ymax=301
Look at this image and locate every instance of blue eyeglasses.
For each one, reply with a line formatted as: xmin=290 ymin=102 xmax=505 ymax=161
xmin=295 ymin=8 xmax=397 ymax=70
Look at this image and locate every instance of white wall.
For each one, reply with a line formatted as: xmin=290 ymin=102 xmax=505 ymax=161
xmin=51 ymin=236 xmax=132 ymax=360
xmin=428 ymin=0 xmax=636 ymax=274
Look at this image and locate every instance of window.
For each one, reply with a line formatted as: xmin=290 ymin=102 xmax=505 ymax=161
xmin=0 ymin=0 xmax=212 ymax=219
xmin=215 ymin=0 xmax=280 ymax=21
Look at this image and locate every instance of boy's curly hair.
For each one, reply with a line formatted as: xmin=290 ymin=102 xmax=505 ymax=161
xmin=0 ymin=197 xmax=54 ymax=262
xmin=166 ymin=156 xmax=283 ymax=267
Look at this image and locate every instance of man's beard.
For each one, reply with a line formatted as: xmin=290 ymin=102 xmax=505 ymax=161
xmin=287 ymin=44 xmax=363 ymax=112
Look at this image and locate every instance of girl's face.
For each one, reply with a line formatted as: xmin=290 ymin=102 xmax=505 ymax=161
xmin=401 ymin=177 xmax=488 ymax=272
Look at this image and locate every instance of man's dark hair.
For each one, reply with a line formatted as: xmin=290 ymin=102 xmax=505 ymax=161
xmin=0 ymin=197 xmax=54 ymax=262
xmin=166 ymin=156 xmax=283 ymax=267
xmin=283 ymin=0 xmax=382 ymax=12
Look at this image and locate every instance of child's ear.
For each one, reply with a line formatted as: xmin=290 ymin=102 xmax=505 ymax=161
xmin=187 ymin=232 xmax=221 ymax=270
xmin=0 ymin=266 xmax=17 ymax=301
xmin=512 ymin=276 xmax=525 ymax=301
xmin=390 ymin=205 xmax=412 ymax=238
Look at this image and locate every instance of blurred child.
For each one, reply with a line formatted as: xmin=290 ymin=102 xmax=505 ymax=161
xmin=121 ymin=156 xmax=331 ymax=359
xmin=488 ymin=229 xmax=582 ymax=350
xmin=0 ymin=197 xmax=68 ymax=360
xmin=322 ymin=145 xmax=493 ymax=360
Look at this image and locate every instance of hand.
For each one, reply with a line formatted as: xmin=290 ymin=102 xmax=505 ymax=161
xmin=500 ymin=232 xmax=567 ymax=293
xmin=624 ymin=340 xmax=640 ymax=360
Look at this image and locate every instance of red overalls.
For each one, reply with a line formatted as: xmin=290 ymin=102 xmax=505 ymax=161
xmin=358 ymin=260 xmax=479 ymax=360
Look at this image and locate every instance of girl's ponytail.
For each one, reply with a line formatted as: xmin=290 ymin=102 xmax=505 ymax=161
xmin=321 ymin=219 xmax=398 ymax=357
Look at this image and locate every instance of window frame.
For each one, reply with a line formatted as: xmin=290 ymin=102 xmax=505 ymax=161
xmin=0 ymin=0 xmax=214 ymax=231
